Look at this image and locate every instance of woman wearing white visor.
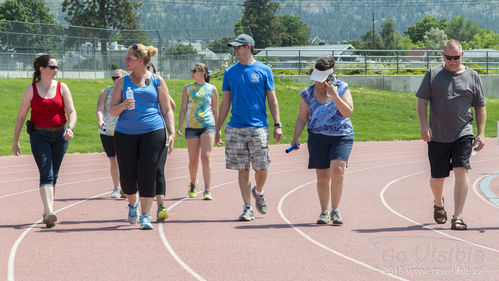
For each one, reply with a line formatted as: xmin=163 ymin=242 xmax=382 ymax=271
xmin=290 ymin=56 xmax=354 ymax=225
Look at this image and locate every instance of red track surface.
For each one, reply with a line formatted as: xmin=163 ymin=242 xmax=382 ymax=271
xmin=2 ymin=139 xmax=499 ymax=281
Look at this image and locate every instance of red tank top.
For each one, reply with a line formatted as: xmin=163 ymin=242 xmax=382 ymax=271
xmin=30 ymin=81 xmax=67 ymax=127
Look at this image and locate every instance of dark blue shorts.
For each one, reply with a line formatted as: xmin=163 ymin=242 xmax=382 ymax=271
xmin=307 ymin=132 xmax=353 ymax=169
xmin=185 ymin=126 xmax=216 ymax=139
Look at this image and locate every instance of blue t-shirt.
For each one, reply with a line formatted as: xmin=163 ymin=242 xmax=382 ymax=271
xmin=222 ymin=61 xmax=275 ymax=128
xmin=300 ymin=81 xmax=354 ymax=136
xmin=115 ymin=73 xmax=165 ymax=135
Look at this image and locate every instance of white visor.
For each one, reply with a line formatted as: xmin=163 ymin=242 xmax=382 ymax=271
xmin=310 ymin=68 xmax=334 ymax=82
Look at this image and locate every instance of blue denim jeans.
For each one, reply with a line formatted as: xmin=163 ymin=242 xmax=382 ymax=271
xmin=30 ymin=129 xmax=68 ymax=187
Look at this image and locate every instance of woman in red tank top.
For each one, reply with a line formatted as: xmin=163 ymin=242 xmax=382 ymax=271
xmin=12 ymin=54 xmax=77 ymax=228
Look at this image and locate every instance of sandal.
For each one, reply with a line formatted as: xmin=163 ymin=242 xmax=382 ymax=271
xmin=433 ymin=199 xmax=447 ymax=224
xmin=451 ymin=217 xmax=468 ymax=230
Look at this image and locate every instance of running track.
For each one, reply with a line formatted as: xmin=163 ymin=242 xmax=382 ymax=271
xmin=2 ymin=139 xmax=499 ymax=281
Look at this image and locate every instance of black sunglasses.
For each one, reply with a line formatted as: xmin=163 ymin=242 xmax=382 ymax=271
xmin=132 ymin=44 xmax=138 ymax=50
xmin=191 ymin=68 xmax=203 ymax=73
xmin=232 ymin=45 xmax=247 ymax=50
xmin=111 ymin=76 xmax=120 ymax=81
xmin=444 ymin=54 xmax=461 ymax=60
xmin=47 ymin=65 xmax=58 ymax=70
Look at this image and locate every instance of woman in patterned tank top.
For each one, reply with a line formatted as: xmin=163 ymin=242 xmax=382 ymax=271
xmin=177 ymin=63 xmax=219 ymax=200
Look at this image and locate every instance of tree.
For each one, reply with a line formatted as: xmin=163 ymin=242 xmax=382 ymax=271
xmin=207 ymin=37 xmax=235 ymax=54
xmin=446 ymin=15 xmax=480 ymax=42
xmin=62 ymin=0 xmax=143 ymax=68
xmin=472 ymin=29 xmax=499 ymax=49
xmin=165 ymin=43 xmax=198 ymax=59
xmin=277 ymin=14 xmax=310 ymax=46
xmin=361 ymin=30 xmax=383 ymax=50
xmin=405 ymin=16 xmax=447 ymax=44
xmin=423 ymin=27 xmax=447 ymax=50
xmin=235 ymin=0 xmax=281 ymax=48
xmin=0 ymin=0 xmax=60 ymax=54
xmin=380 ymin=19 xmax=401 ymax=51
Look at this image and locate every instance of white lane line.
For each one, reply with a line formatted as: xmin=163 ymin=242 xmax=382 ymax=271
xmin=157 ymin=167 xmax=303 ymax=281
xmin=472 ymin=173 xmax=499 ymax=209
xmin=158 ymin=180 xmax=237 ymax=281
xmin=7 ymin=191 xmax=109 ymax=281
xmin=277 ymin=181 xmax=408 ymax=281
xmin=380 ymin=170 xmax=499 ymax=254
xmin=0 ymin=167 xmax=109 ymax=185
xmin=0 ymin=176 xmax=111 ymax=199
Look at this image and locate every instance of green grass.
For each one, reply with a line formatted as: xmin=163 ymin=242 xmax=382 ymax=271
xmin=2 ymin=77 xmax=498 ymax=156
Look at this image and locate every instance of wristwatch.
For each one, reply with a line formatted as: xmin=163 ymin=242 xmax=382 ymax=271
xmin=274 ymin=122 xmax=282 ymax=128
xmin=68 ymin=126 xmax=75 ymax=132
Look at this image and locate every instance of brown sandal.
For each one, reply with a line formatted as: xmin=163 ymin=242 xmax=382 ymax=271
xmin=451 ymin=217 xmax=468 ymax=230
xmin=433 ymin=200 xmax=447 ymax=224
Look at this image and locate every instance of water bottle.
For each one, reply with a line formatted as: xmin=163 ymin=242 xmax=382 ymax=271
xmin=101 ymin=124 xmax=106 ymax=132
xmin=126 ymin=87 xmax=135 ymax=110
xmin=285 ymin=144 xmax=298 ymax=153
xmin=471 ymin=141 xmax=480 ymax=156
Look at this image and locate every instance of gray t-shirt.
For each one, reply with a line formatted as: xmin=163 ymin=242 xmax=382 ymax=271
xmin=416 ymin=65 xmax=485 ymax=143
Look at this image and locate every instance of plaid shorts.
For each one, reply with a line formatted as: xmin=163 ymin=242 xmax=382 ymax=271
xmin=224 ymin=125 xmax=270 ymax=170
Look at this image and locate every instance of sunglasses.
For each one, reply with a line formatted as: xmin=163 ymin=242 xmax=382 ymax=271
xmin=131 ymin=43 xmax=142 ymax=58
xmin=191 ymin=68 xmax=203 ymax=73
xmin=46 ymin=65 xmax=58 ymax=70
xmin=444 ymin=54 xmax=462 ymax=60
xmin=232 ymin=45 xmax=247 ymax=50
xmin=111 ymin=76 xmax=121 ymax=81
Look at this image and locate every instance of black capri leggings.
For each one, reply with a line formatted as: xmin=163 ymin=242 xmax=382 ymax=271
xmin=114 ymin=129 xmax=166 ymax=197
xmin=156 ymin=147 xmax=167 ymax=196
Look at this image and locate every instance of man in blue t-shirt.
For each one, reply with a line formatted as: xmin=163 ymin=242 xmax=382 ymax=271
xmin=216 ymin=34 xmax=283 ymax=221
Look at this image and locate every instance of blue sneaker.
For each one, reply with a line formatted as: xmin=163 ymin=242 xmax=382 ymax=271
xmin=128 ymin=203 xmax=138 ymax=224
xmin=140 ymin=214 xmax=153 ymax=230
xmin=111 ymin=187 xmax=121 ymax=198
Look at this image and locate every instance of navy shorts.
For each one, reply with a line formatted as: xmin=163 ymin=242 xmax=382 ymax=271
xmin=307 ymin=132 xmax=353 ymax=169
xmin=428 ymin=135 xmax=473 ymax=178
xmin=185 ymin=126 xmax=216 ymax=139
xmin=100 ymin=134 xmax=115 ymax=157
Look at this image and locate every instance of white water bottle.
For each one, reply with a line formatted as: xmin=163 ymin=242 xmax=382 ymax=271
xmin=126 ymin=87 xmax=135 ymax=110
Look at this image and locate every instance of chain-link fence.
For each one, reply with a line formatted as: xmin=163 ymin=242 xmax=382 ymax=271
xmin=2 ymin=20 xmax=498 ymax=79
xmin=0 ymin=20 xmax=251 ymax=79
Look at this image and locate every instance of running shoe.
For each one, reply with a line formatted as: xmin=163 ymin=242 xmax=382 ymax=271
xmin=187 ymin=180 xmax=198 ymax=198
xmin=156 ymin=205 xmax=169 ymax=222
xmin=128 ymin=203 xmax=138 ymax=224
xmin=140 ymin=214 xmax=153 ymax=230
xmin=111 ymin=187 xmax=121 ymax=198
xmin=238 ymin=207 xmax=254 ymax=221
xmin=316 ymin=210 xmax=331 ymax=224
xmin=43 ymin=212 xmax=57 ymax=228
xmin=331 ymin=209 xmax=343 ymax=225
xmin=203 ymin=190 xmax=213 ymax=200
xmin=251 ymin=186 xmax=267 ymax=214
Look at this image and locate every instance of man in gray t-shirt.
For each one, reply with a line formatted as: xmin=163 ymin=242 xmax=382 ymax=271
xmin=416 ymin=39 xmax=486 ymax=231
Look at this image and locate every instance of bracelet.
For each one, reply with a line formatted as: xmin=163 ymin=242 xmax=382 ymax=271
xmin=68 ymin=126 xmax=75 ymax=132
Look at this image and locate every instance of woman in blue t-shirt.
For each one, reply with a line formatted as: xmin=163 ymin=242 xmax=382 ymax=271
xmin=109 ymin=43 xmax=175 ymax=230
xmin=291 ymin=57 xmax=354 ymax=225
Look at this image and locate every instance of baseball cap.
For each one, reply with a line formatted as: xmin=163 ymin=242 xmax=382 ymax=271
xmin=227 ymin=34 xmax=255 ymax=47
xmin=310 ymin=67 xmax=334 ymax=82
